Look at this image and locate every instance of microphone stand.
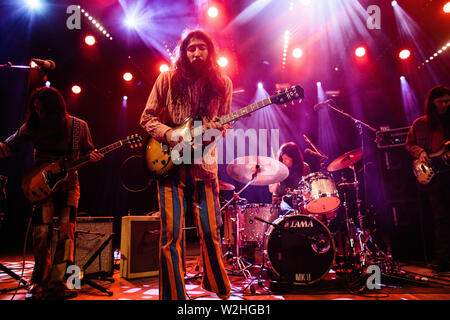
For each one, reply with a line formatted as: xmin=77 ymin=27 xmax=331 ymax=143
xmin=324 ymin=100 xmax=377 ymax=267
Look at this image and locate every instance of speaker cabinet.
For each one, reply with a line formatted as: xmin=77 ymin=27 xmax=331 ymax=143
xmin=52 ymin=216 xmax=114 ymax=276
xmin=75 ymin=217 xmax=114 ymax=276
xmin=120 ymin=216 xmax=160 ymax=279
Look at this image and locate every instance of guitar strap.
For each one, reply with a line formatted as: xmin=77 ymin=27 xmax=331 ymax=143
xmin=72 ymin=117 xmax=81 ymax=160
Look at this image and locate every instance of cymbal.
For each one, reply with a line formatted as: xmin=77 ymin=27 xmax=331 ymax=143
xmin=327 ymin=148 xmax=362 ymax=172
xmin=218 ymin=180 xmax=235 ymax=191
xmin=226 ymin=156 xmax=289 ymax=186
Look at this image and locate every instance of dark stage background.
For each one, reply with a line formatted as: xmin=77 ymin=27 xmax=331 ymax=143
xmin=0 ymin=0 xmax=449 ymax=263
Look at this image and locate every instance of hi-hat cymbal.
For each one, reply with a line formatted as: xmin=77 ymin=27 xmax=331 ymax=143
xmin=226 ymin=156 xmax=289 ymax=186
xmin=218 ymin=180 xmax=235 ymax=191
xmin=327 ymin=148 xmax=363 ymax=172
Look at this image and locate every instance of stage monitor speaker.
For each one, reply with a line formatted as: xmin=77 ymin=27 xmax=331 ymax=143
xmin=120 ymin=216 xmax=160 ymax=279
xmin=52 ymin=216 xmax=115 ymax=276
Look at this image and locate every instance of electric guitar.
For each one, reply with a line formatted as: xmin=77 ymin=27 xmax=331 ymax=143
xmin=22 ymin=134 xmax=143 ymax=204
xmin=144 ymin=85 xmax=304 ymax=179
xmin=412 ymin=141 xmax=450 ymax=185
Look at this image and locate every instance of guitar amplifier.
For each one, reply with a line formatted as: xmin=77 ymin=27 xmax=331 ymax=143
xmin=120 ymin=216 xmax=160 ymax=279
xmin=52 ymin=216 xmax=115 ymax=276
xmin=376 ymin=126 xmax=410 ymax=149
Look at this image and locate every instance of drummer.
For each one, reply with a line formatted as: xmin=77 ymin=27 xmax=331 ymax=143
xmin=269 ymin=142 xmax=310 ymax=215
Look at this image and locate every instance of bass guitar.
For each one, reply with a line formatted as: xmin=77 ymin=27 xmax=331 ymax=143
xmin=144 ymin=85 xmax=304 ymax=179
xmin=412 ymin=141 xmax=450 ymax=185
xmin=22 ymin=134 xmax=142 ymax=204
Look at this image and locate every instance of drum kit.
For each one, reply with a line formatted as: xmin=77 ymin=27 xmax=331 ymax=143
xmin=219 ymin=146 xmax=379 ymax=288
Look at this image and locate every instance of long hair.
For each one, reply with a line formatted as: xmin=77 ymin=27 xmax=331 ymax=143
xmin=172 ymin=29 xmax=227 ymax=118
xmin=278 ymin=142 xmax=306 ymax=183
xmin=424 ymin=85 xmax=450 ymax=132
xmin=25 ymin=86 xmax=70 ymax=141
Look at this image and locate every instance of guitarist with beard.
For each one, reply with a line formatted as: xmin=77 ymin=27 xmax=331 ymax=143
xmin=0 ymin=86 xmax=103 ymax=299
xmin=405 ymin=84 xmax=450 ymax=274
xmin=140 ymin=29 xmax=232 ymax=300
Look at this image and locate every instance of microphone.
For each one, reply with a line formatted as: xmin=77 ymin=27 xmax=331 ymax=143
xmin=31 ymin=59 xmax=56 ymax=71
xmin=304 ymin=148 xmax=328 ymax=159
xmin=313 ymin=99 xmax=333 ymax=111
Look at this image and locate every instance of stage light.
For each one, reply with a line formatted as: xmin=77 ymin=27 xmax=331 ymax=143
xmin=400 ymin=76 xmax=405 ymax=81
xmin=72 ymin=85 xmax=81 ymax=94
xmin=84 ymin=35 xmax=96 ymax=46
xmin=45 ymin=81 xmax=50 ymax=87
xmin=159 ymin=64 xmax=169 ymax=73
xmin=26 ymin=0 xmax=43 ymax=10
xmin=399 ymin=49 xmax=411 ymax=60
xmin=444 ymin=2 xmax=450 ymax=13
xmin=207 ymin=6 xmax=219 ymax=18
xmin=316 ymin=82 xmax=321 ymax=87
xmin=217 ymin=57 xmax=228 ymax=67
xmin=391 ymin=1 xmax=398 ymax=6
xmin=123 ymin=96 xmax=128 ymax=101
xmin=123 ymin=72 xmax=133 ymax=81
xmin=257 ymin=82 xmax=263 ymax=88
xmin=292 ymin=48 xmax=303 ymax=58
xmin=355 ymin=46 xmax=366 ymax=57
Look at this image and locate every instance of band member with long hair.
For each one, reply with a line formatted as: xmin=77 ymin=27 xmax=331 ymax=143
xmin=140 ymin=29 xmax=232 ymax=300
xmin=406 ymin=84 xmax=450 ymax=273
xmin=269 ymin=142 xmax=310 ymax=214
xmin=0 ymin=86 xmax=103 ymax=299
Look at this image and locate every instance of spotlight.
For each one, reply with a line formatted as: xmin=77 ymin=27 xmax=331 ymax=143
xmin=400 ymin=76 xmax=405 ymax=81
xmin=26 ymin=0 xmax=43 ymax=10
xmin=72 ymin=85 xmax=81 ymax=94
xmin=84 ymin=35 xmax=96 ymax=46
xmin=45 ymin=81 xmax=51 ymax=87
xmin=257 ymin=82 xmax=263 ymax=89
xmin=292 ymin=48 xmax=303 ymax=58
xmin=217 ymin=57 xmax=228 ymax=67
xmin=444 ymin=2 xmax=450 ymax=13
xmin=316 ymin=81 xmax=322 ymax=86
xmin=123 ymin=72 xmax=133 ymax=81
xmin=159 ymin=64 xmax=169 ymax=73
xmin=123 ymin=96 xmax=128 ymax=101
xmin=207 ymin=6 xmax=219 ymax=18
xmin=391 ymin=1 xmax=398 ymax=6
xmin=399 ymin=49 xmax=411 ymax=60
xmin=355 ymin=46 xmax=366 ymax=57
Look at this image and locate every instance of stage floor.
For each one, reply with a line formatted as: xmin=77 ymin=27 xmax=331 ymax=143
xmin=1 ymin=243 xmax=449 ymax=301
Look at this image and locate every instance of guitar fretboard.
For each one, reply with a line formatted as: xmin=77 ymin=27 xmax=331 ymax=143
xmin=219 ymin=98 xmax=272 ymax=125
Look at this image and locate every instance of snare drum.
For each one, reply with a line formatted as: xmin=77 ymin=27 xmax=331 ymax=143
xmin=300 ymin=172 xmax=340 ymax=214
xmin=264 ymin=214 xmax=335 ymax=284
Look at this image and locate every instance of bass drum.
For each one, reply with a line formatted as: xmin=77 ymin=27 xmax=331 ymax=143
xmin=264 ymin=214 xmax=335 ymax=285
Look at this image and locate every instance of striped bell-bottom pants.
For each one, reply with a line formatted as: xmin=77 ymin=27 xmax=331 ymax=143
xmin=157 ymin=166 xmax=231 ymax=300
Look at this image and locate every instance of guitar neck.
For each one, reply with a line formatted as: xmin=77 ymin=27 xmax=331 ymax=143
xmin=67 ymin=139 xmax=126 ymax=171
xmin=219 ymin=97 xmax=272 ymax=125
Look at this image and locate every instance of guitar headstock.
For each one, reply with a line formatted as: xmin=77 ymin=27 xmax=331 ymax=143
xmin=125 ymin=134 xmax=143 ymax=149
xmin=270 ymin=85 xmax=304 ymax=106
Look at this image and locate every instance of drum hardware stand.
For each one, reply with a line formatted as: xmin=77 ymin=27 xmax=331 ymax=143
xmin=323 ymin=100 xmax=377 ymax=269
xmin=220 ymin=176 xmax=259 ymax=292
xmin=74 ymin=230 xmax=115 ymax=296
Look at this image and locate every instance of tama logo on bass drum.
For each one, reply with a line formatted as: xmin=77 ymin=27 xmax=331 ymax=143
xmin=285 ymin=219 xmax=314 ymax=228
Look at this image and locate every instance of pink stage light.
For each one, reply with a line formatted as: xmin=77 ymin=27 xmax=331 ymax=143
xmin=399 ymin=49 xmax=411 ymax=60
xmin=208 ymin=6 xmax=219 ymax=18
xmin=159 ymin=64 xmax=169 ymax=73
xmin=444 ymin=2 xmax=450 ymax=13
xmin=355 ymin=46 xmax=366 ymax=57
xmin=123 ymin=72 xmax=133 ymax=81
xmin=217 ymin=56 xmax=228 ymax=67
xmin=72 ymin=85 xmax=81 ymax=94
xmin=84 ymin=35 xmax=96 ymax=46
